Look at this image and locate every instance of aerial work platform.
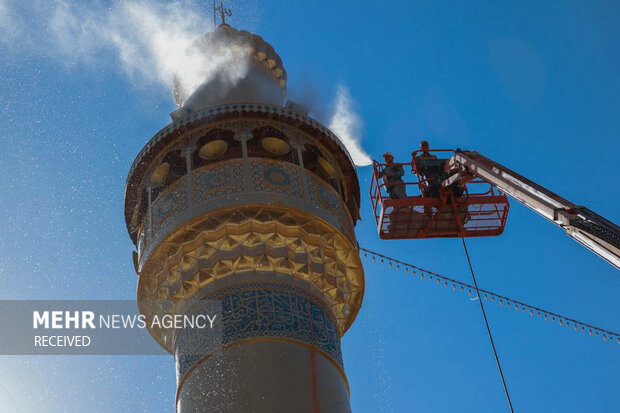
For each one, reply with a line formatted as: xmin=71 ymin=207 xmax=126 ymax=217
xmin=370 ymin=149 xmax=510 ymax=240
xmin=370 ymin=147 xmax=619 ymax=269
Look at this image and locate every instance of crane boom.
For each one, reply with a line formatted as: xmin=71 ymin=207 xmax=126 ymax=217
xmin=444 ymin=150 xmax=620 ymax=270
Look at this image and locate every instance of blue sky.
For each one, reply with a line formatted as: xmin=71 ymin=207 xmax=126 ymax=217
xmin=0 ymin=0 xmax=619 ymax=412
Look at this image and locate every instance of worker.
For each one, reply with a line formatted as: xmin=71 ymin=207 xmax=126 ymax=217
xmin=416 ymin=140 xmax=437 ymax=160
xmin=413 ymin=140 xmax=441 ymax=198
xmin=378 ymin=152 xmax=407 ymax=199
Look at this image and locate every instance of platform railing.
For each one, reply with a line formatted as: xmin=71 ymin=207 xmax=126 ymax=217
xmin=370 ymin=150 xmax=510 ymax=239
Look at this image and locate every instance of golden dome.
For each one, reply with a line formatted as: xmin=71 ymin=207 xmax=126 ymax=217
xmin=174 ymin=24 xmax=287 ymax=106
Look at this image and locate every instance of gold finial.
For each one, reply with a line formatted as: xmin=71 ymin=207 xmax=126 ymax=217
xmin=213 ymin=1 xmax=232 ymax=27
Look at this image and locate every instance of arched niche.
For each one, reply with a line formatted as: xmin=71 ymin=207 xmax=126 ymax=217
xmin=192 ymin=128 xmax=240 ymax=169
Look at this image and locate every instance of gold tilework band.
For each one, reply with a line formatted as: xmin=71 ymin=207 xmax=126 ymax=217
xmin=138 ymin=204 xmax=365 ymax=351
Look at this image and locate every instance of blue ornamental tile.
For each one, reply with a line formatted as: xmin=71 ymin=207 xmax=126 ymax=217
xmin=175 ymin=282 xmax=343 ymax=378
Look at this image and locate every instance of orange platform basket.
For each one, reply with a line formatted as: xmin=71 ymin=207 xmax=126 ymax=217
xmin=370 ymin=149 xmax=509 ymax=239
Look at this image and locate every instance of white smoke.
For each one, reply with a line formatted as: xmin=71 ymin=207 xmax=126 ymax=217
xmin=328 ymin=84 xmax=372 ymax=166
xmin=3 ymin=1 xmax=374 ymax=165
xmin=3 ymin=0 xmax=249 ymax=100
xmin=0 ymin=0 xmax=19 ymax=40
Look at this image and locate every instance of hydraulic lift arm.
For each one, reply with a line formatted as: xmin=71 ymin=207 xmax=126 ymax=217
xmin=444 ymin=150 xmax=620 ymax=270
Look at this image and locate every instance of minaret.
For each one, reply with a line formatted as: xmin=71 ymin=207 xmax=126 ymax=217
xmin=124 ymin=19 xmax=365 ymax=413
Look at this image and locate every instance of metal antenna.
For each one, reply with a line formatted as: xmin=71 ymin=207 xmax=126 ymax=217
xmin=212 ymin=0 xmax=216 ymax=29
xmin=213 ymin=1 xmax=232 ymax=26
